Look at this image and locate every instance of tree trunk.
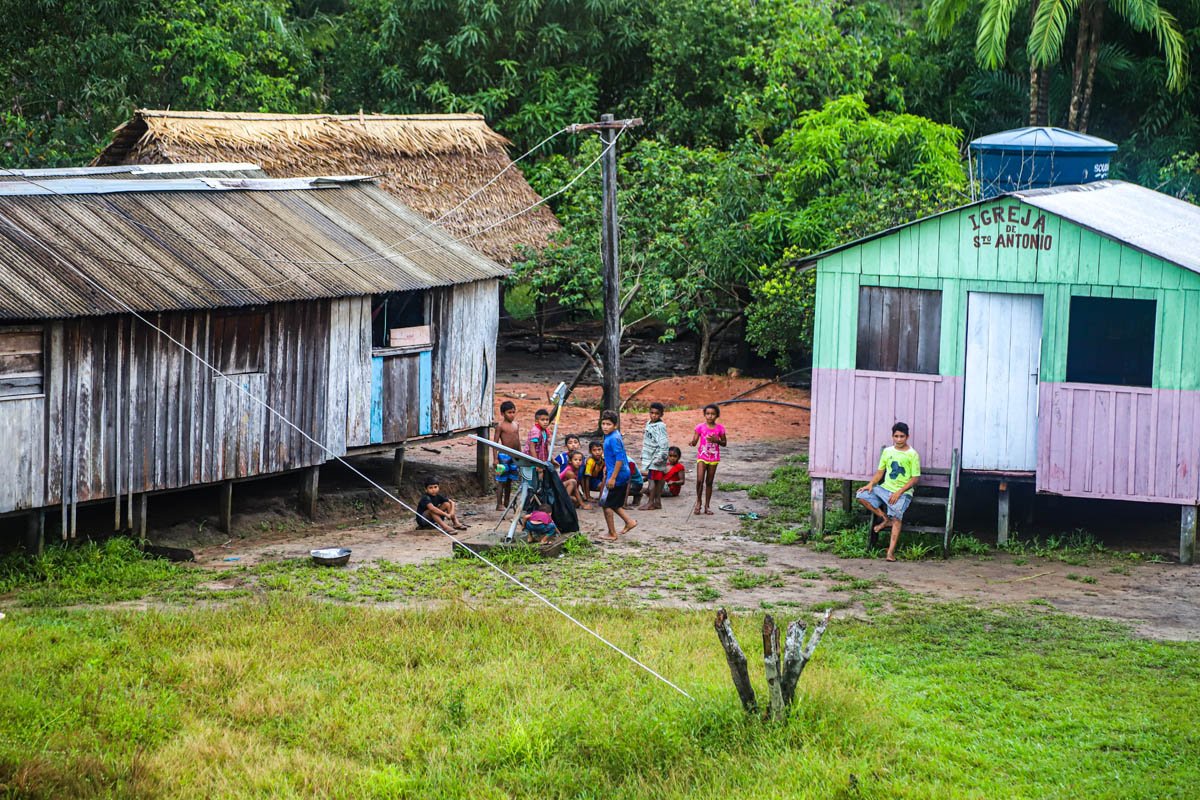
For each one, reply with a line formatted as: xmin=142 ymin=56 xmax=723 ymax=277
xmin=762 ymin=615 xmax=785 ymax=720
xmin=1079 ymin=2 xmax=1106 ymax=133
xmin=714 ymin=608 xmax=757 ymax=713
xmin=696 ymin=315 xmax=713 ymax=376
xmin=1027 ymin=2 xmax=1050 ymax=127
xmin=781 ymin=609 xmax=832 ymax=706
xmin=1067 ymin=0 xmax=1094 ymax=130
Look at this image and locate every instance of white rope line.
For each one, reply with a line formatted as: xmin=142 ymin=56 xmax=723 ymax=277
xmin=0 ymin=125 xmax=568 ymax=269
xmin=0 ymin=197 xmax=693 ymax=702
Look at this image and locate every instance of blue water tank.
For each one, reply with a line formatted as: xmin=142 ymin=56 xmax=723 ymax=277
xmin=969 ymin=127 xmax=1118 ymax=199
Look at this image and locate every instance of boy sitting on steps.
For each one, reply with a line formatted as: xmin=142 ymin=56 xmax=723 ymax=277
xmin=855 ymin=421 xmax=921 ymax=562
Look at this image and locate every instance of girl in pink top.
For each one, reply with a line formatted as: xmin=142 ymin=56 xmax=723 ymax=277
xmin=690 ymin=403 xmax=727 ymax=515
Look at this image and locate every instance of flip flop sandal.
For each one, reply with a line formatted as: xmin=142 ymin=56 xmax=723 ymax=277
xmin=718 ymin=503 xmax=737 ymax=512
xmin=737 ymin=512 xmax=761 ymax=521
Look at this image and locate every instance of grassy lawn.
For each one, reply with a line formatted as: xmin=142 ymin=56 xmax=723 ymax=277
xmin=1 ymin=590 xmax=1198 ymax=798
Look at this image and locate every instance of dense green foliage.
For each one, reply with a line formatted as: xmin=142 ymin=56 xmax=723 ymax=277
xmin=2 ymin=0 xmax=1198 ymax=365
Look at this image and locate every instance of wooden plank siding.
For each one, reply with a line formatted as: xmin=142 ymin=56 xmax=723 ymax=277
xmin=0 ymin=281 xmax=500 ymax=521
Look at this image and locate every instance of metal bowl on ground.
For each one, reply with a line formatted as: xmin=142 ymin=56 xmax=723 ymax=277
xmin=310 ymin=547 xmax=352 ymax=567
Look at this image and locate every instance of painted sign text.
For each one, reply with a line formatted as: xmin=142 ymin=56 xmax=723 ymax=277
xmin=968 ymin=205 xmax=1053 ymax=251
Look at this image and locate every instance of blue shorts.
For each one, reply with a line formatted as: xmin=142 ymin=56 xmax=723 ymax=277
xmin=495 ymin=453 xmax=519 ymax=483
xmin=524 ymin=521 xmax=558 ymax=540
xmin=856 ymin=485 xmax=912 ymax=520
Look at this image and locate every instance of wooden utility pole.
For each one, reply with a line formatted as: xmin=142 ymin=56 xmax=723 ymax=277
xmin=569 ymin=115 xmax=643 ymax=418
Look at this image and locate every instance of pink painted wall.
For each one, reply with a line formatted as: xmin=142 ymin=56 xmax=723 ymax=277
xmin=1038 ymin=382 xmax=1200 ymax=505
xmin=810 ymin=368 xmax=963 ymax=482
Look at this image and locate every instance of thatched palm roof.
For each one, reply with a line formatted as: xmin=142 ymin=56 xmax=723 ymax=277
xmin=94 ymin=110 xmax=559 ymax=264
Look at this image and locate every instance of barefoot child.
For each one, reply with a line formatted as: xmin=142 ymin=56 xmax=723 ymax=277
xmin=640 ymin=402 xmax=669 ymax=510
xmin=525 ymin=408 xmax=552 ymax=462
xmin=856 ymin=422 xmax=920 ymax=562
xmin=663 ymin=446 xmax=686 ymax=497
xmin=690 ymin=404 xmax=727 ymax=515
xmin=493 ymin=401 xmax=520 ymax=510
xmin=599 ymin=410 xmax=637 ymax=540
xmin=581 ymin=440 xmax=605 ymax=504
xmin=416 ymin=476 xmax=467 ymax=531
xmin=560 ymin=451 xmax=591 ymax=509
xmin=521 ymin=498 xmax=559 ymax=543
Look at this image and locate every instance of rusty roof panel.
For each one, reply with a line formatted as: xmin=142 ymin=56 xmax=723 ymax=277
xmin=0 ymin=178 xmax=508 ymax=319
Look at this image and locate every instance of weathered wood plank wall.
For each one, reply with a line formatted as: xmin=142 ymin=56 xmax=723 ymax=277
xmin=0 ymin=281 xmax=500 ymax=523
xmin=431 ymin=279 xmax=497 ymax=433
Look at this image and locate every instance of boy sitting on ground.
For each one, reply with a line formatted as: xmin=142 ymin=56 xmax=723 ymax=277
xmin=856 ymin=421 xmax=921 ymax=562
xmin=521 ymin=498 xmax=559 ymax=543
xmin=663 ymin=446 xmax=686 ymax=497
xmin=416 ymin=475 xmax=467 ymax=531
xmin=581 ymin=440 xmax=605 ymax=504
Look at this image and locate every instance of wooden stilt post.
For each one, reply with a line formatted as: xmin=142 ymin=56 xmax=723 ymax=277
xmin=811 ymin=477 xmax=825 ymax=536
xmin=997 ymin=481 xmax=1010 ymax=546
xmin=135 ymin=494 xmax=148 ymax=541
xmin=218 ymin=481 xmax=233 ymax=534
xmin=393 ymin=446 xmax=407 ymax=490
xmin=1180 ymin=505 xmax=1197 ymax=565
xmin=476 ymin=426 xmax=491 ymax=492
xmin=24 ymin=510 xmax=44 ymax=556
xmin=840 ymin=480 xmax=853 ymax=512
xmin=300 ymin=466 xmax=320 ymax=520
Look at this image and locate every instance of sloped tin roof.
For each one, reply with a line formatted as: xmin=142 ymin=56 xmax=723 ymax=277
xmin=805 ymin=181 xmax=1200 ymax=277
xmin=0 ymin=174 xmax=507 ymax=319
xmin=1013 ymin=181 xmax=1200 ymax=274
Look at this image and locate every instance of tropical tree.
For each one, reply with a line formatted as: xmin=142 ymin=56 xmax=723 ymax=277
xmin=927 ymin=0 xmax=1189 ymax=131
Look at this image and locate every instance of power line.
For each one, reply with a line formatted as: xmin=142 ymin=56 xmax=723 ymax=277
xmin=0 ymin=147 xmax=693 ymax=701
xmin=0 ymin=124 xmax=568 ymax=270
xmin=1 ymin=125 xmax=628 ymax=299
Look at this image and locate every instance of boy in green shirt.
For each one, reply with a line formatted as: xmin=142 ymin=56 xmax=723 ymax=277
xmin=856 ymin=421 xmax=921 ymax=562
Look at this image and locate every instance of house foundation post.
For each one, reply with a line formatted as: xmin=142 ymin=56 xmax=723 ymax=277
xmin=393 ymin=446 xmax=407 ymax=490
xmin=134 ymin=494 xmax=148 ymax=541
xmin=1180 ymin=506 xmax=1197 ymax=565
xmin=218 ymin=481 xmax=234 ymax=534
xmin=476 ymin=426 xmax=491 ymax=492
xmin=840 ymin=480 xmax=854 ymax=512
xmin=811 ymin=477 xmax=825 ymax=536
xmin=24 ymin=510 xmax=44 ymax=556
xmin=300 ymin=466 xmax=320 ymax=520
xmin=996 ymin=482 xmax=1010 ymax=546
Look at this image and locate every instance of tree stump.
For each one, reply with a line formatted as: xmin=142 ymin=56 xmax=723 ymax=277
xmin=715 ymin=607 xmax=832 ymax=719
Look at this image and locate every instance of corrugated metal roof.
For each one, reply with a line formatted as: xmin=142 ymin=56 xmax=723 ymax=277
xmin=0 ymin=176 xmax=373 ymax=195
xmin=803 ymin=180 xmax=1200 ymax=277
xmin=0 ymin=177 xmax=508 ymax=319
xmin=0 ymin=163 xmax=263 ymax=180
xmin=1014 ymin=181 xmax=1200 ymax=274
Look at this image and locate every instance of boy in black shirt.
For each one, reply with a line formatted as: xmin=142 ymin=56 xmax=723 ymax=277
xmin=416 ymin=476 xmax=467 ymax=530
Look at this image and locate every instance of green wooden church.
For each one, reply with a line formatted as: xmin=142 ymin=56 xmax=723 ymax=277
xmin=807 ymin=180 xmax=1200 ymax=563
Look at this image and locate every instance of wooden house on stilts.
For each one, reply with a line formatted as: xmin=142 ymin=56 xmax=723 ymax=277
xmin=0 ymin=166 xmax=507 ymax=550
xmin=807 ymin=180 xmax=1200 ymax=563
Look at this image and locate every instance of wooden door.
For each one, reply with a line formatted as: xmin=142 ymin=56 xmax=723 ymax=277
xmin=962 ymin=292 xmax=1043 ymax=470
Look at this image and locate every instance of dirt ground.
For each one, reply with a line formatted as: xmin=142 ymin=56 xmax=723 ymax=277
xmin=154 ymin=363 xmax=1200 ymax=643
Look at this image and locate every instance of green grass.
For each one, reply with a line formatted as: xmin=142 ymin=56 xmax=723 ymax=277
xmin=1 ymin=600 xmax=1197 ymax=798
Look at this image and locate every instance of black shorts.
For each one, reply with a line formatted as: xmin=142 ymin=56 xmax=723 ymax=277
xmin=602 ymin=483 xmax=628 ymax=510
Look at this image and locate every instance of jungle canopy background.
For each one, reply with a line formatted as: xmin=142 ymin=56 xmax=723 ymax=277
xmin=4 ymin=0 xmax=1198 ymax=368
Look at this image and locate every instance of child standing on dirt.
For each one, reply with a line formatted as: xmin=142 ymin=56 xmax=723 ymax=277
xmin=582 ymin=440 xmax=605 ymax=504
xmin=690 ymin=403 xmax=727 ymax=515
xmin=640 ymin=402 xmax=669 ymax=510
xmin=663 ymin=446 xmax=686 ymax=497
xmin=417 ymin=476 xmax=467 ymax=531
xmin=525 ymin=408 xmax=552 ymax=462
xmin=599 ymin=410 xmax=637 ymax=540
xmin=493 ymin=400 xmax=520 ymax=510
xmin=856 ymin=421 xmax=921 ymax=563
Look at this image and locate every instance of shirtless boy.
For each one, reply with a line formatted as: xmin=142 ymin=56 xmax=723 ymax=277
xmin=493 ymin=400 xmax=521 ymax=510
